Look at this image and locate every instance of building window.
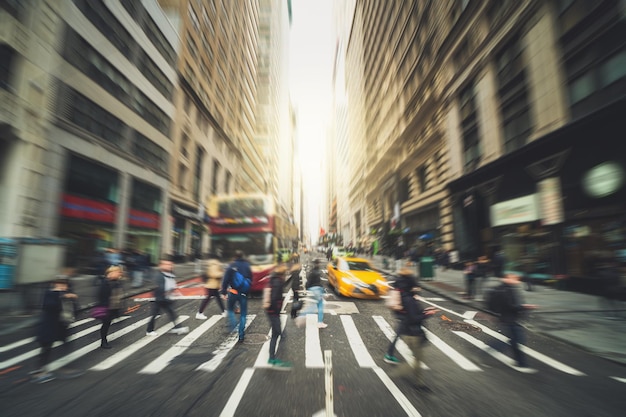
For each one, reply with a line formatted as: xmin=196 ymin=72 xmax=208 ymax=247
xmin=459 ymin=83 xmax=481 ymax=172
xmin=211 ymin=159 xmax=220 ymax=195
xmin=224 ymin=171 xmax=231 ymax=194
xmin=131 ymin=131 xmax=169 ymax=176
xmin=557 ymin=0 xmax=626 ymax=118
xmin=495 ymin=35 xmax=532 ymax=153
xmin=65 ymin=154 xmax=119 ymax=203
xmin=0 ymin=45 xmax=15 ymax=90
xmin=417 ymin=166 xmax=427 ymax=193
xmin=178 ymin=162 xmax=188 ymax=190
xmin=399 ymin=177 xmax=410 ymax=203
xmin=193 ymin=146 xmax=203 ymax=201
xmin=180 ymin=133 xmax=190 ymax=159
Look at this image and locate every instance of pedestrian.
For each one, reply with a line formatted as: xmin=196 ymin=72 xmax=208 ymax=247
xmin=220 ymin=250 xmax=252 ymax=343
xmin=96 ymin=265 xmax=125 ymax=349
xmin=265 ymin=265 xmax=291 ymax=369
xmin=289 ymin=263 xmax=302 ymax=318
xmin=196 ymin=256 xmax=226 ymax=319
xmin=327 ymin=247 xmax=332 ymax=262
xmin=464 ymin=261 xmax=476 ymax=299
xmin=32 ymin=277 xmax=79 ymax=383
xmin=475 ymin=255 xmax=490 ymax=298
xmin=384 ymin=267 xmax=420 ymax=365
xmin=146 ymin=259 xmax=189 ymax=336
xmin=388 ymin=267 xmax=438 ymax=390
xmin=297 ymin=258 xmax=327 ymax=328
xmin=495 ymin=272 xmax=537 ymax=368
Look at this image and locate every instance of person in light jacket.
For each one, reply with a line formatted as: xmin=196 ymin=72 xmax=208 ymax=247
xmin=196 ymin=257 xmax=226 ymax=319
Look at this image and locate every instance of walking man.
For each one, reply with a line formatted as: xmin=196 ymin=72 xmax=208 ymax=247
xmin=298 ymin=258 xmax=327 ymax=328
xmin=388 ymin=268 xmax=438 ymax=390
xmin=496 ymin=272 xmax=537 ymax=368
xmin=265 ymin=265 xmax=291 ymax=369
xmin=221 ymin=250 xmax=252 ymax=343
xmin=146 ymin=259 xmax=189 ymax=336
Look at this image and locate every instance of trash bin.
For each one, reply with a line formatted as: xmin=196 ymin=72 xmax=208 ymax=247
xmin=0 ymin=238 xmax=18 ymax=289
xmin=419 ymin=256 xmax=435 ymax=280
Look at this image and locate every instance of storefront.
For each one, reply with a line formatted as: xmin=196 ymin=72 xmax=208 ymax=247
xmin=58 ymin=155 xmax=119 ymax=268
xmin=170 ymin=201 xmax=207 ymax=261
xmin=403 ymin=204 xmax=441 ymax=255
xmin=448 ymin=99 xmax=626 ymax=291
xmin=127 ymin=179 xmax=163 ymax=263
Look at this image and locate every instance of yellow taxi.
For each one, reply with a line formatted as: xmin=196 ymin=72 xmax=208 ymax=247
xmin=326 ymin=256 xmax=390 ymax=299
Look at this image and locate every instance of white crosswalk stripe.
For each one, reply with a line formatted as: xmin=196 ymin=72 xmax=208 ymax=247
xmin=195 ymin=315 xmax=256 ymax=373
xmin=91 ymin=316 xmax=190 ymax=371
xmin=0 ymin=316 xmax=130 ymax=370
xmin=305 ymin=314 xmax=324 ymax=368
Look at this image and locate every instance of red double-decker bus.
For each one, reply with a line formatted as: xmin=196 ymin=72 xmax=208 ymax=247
xmin=207 ymin=194 xmax=277 ymax=292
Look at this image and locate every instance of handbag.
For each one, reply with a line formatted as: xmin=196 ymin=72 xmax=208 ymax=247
xmin=91 ymin=305 xmax=109 ymax=319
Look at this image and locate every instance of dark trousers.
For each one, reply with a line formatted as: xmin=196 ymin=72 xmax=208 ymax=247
xmin=268 ymin=314 xmax=281 ymax=360
xmin=387 ymin=321 xmax=402 ymax=356
xmin=147 ymin=300 xmax=179 ymax=332
xmin=100 ymin=309 xmax=120 ymax=343
xmin=199 ymin=288 xmax=225 ymax=313
xmin=38 ymin=340 xmax=70 ymax=370
xmin=465 ymin=275 xmax=475 ymax=298
xmin=503 ymin=322 xmax=527 ymax=367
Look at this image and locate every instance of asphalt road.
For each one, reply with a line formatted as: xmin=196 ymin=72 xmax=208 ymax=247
xmin=1 ymin=255 xmax=625 ymax=417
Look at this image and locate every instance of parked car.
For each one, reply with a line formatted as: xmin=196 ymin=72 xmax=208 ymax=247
xmin=326 ymin=256 xmax=390 ymax=299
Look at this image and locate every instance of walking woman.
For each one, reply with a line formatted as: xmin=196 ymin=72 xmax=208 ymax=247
xmin=33 ymin=277 xmax=78 ymax=383
xmin=196 ymin=257 xmax=226 ymax=319
xmin=97 ymin=265 xmax=125 ymax=349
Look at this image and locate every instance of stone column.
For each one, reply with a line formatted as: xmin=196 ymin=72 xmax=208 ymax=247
xmin=114 ymin=172 xmax=131 ymax=250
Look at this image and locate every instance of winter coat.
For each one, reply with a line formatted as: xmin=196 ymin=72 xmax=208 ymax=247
xmin=204 ymin=259 xmax=224 ymax=290
xmin=97 ymin=278 xmax=124 ymax=317
xmin=37 ymin=289 xmax=69 ymax=345
xmin=499 ymin=283 xmax=527 ymax=324
xmin=306 ymin=266 xmax=322 ymax=289
xmin=221 ymin=258 xmax=253 ymax=295
xmin=266 ymin=273 xmax=285 ymax=315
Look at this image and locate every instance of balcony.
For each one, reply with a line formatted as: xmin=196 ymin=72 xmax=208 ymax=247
xmin=0 ymin=89 xmax=25 ymax=136
xmin=0 ymin=9 xmax=29 ymax=56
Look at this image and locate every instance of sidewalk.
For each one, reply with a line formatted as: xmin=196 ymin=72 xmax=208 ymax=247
xmin=367 ymin=255 xmax=626 ymax=366
xmin=0 ymin=261 xmax=203 ymax=337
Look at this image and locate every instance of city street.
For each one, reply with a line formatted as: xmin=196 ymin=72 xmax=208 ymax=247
xmin=1 ymin=256 xmax=625 ymax=417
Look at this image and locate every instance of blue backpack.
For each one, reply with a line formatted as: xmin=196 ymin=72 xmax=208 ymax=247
xmin=231 ymin=268 xmax=251 ymax=294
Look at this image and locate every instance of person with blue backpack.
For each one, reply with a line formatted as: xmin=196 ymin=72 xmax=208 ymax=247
xmin=221 ymin=250 xmax=253 ymax=343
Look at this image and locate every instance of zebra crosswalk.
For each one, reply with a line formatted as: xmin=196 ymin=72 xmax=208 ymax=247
xmin=0 ymin=309 xmax=609 ymax=380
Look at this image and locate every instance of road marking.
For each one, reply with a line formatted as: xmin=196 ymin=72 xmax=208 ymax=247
xmin=464 ymin=319 xmax=585 ymax=376
xmin=341 ymin=315 xmax=376 ymax=368
xmin=47 ymin=317 xmax=151 ymax=372
xmin=451 ymin=331 xmax=537 ymax=373
xmin=611 ymin=376 xmax=626 ymax=383
xmin=306 ymin=314 xmax=324 ymax=368
xmin=91 ymin=316 xmax=190 ymax=371
xmin=419 ymin=299 xmax=586 ymax=376
xmin=0 ymin=316 xmax=129 ymax=370
xmin=422 ymin=297 xmax=445 ymax=301
xmin=373 ymin=367 xmax=423 ymax=417
xmin=254 ymin=314 xmax=287 ymax=368
xmin=463 ymin=311 xmax=477 ymax=319
xmin=1 ymin=318 xmax=98 ymax=354
xmin=422 ymin=328 xmax=482 ymax=372
xmin=134 ymin=296 xmax=205 ymax=301
xmin=372 ymin=316 xmax=427 ymax=368
xmin=219 ymin=368 xmax=255 ymax=417
xmin=195 ymin=315 xmax=256 ymax=373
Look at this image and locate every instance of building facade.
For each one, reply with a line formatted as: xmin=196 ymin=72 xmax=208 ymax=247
xmin=341 ymin=0 xmax=625 ymax=286
xmin=1 ymin=0 xmax=178 ymax=269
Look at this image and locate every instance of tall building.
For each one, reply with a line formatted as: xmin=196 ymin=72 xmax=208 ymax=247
xmin=158 ymin=0 xmax=262 ymax=258
xmin=1 ymin=0 xmax=178 ymax=268
xmin=256 ymin=0 xmax=297 ymax=248
xmin=342 ymin=0 xmax=625 ymax=285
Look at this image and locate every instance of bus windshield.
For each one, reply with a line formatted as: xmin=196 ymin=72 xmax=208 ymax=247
xmin=211 ymin=232 xmax=273 ymax=265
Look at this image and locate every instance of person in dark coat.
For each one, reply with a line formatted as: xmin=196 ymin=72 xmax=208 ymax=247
xmin=146 ymin=259 xmax=189 ymax=336
xmin=388 ymin=269 xmax=438 ymax=390
xmin=96 ymin=265 xmax=125 ymax=349
xmin=33 ymin=277 xmax=78 ymax=383
xmin=220 ymin=250 xmax=253 ymax=343
xmin=289 ymin=263 xmax=302 ymax=318
xmin=265 ymin=265 xmax=291 ymax=369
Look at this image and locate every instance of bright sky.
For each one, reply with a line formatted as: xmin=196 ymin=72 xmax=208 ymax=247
xmin=289 ymin=0 xmax=334 ymax=243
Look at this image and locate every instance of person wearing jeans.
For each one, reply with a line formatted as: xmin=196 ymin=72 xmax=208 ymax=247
xmin=146 ymin=259 xmax=189 ymax=336
xmin=302 ymin=259 xmax=327 ymax=328
xmin=221 ymin=250 xmax=252 ymax=342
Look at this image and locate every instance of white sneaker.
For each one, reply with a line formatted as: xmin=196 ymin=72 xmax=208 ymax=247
xmin=146 ymin=331 xmax=158 ymax=337
xmin=170 ymin=326 xmax=189 ymax=335
xmin=221 ymin=311 xmax=227 ymax=318
xmin=195 ymin=312 xmax=208 ymax=320
xmin=317 ymin=322 xmax=328 ymax=329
